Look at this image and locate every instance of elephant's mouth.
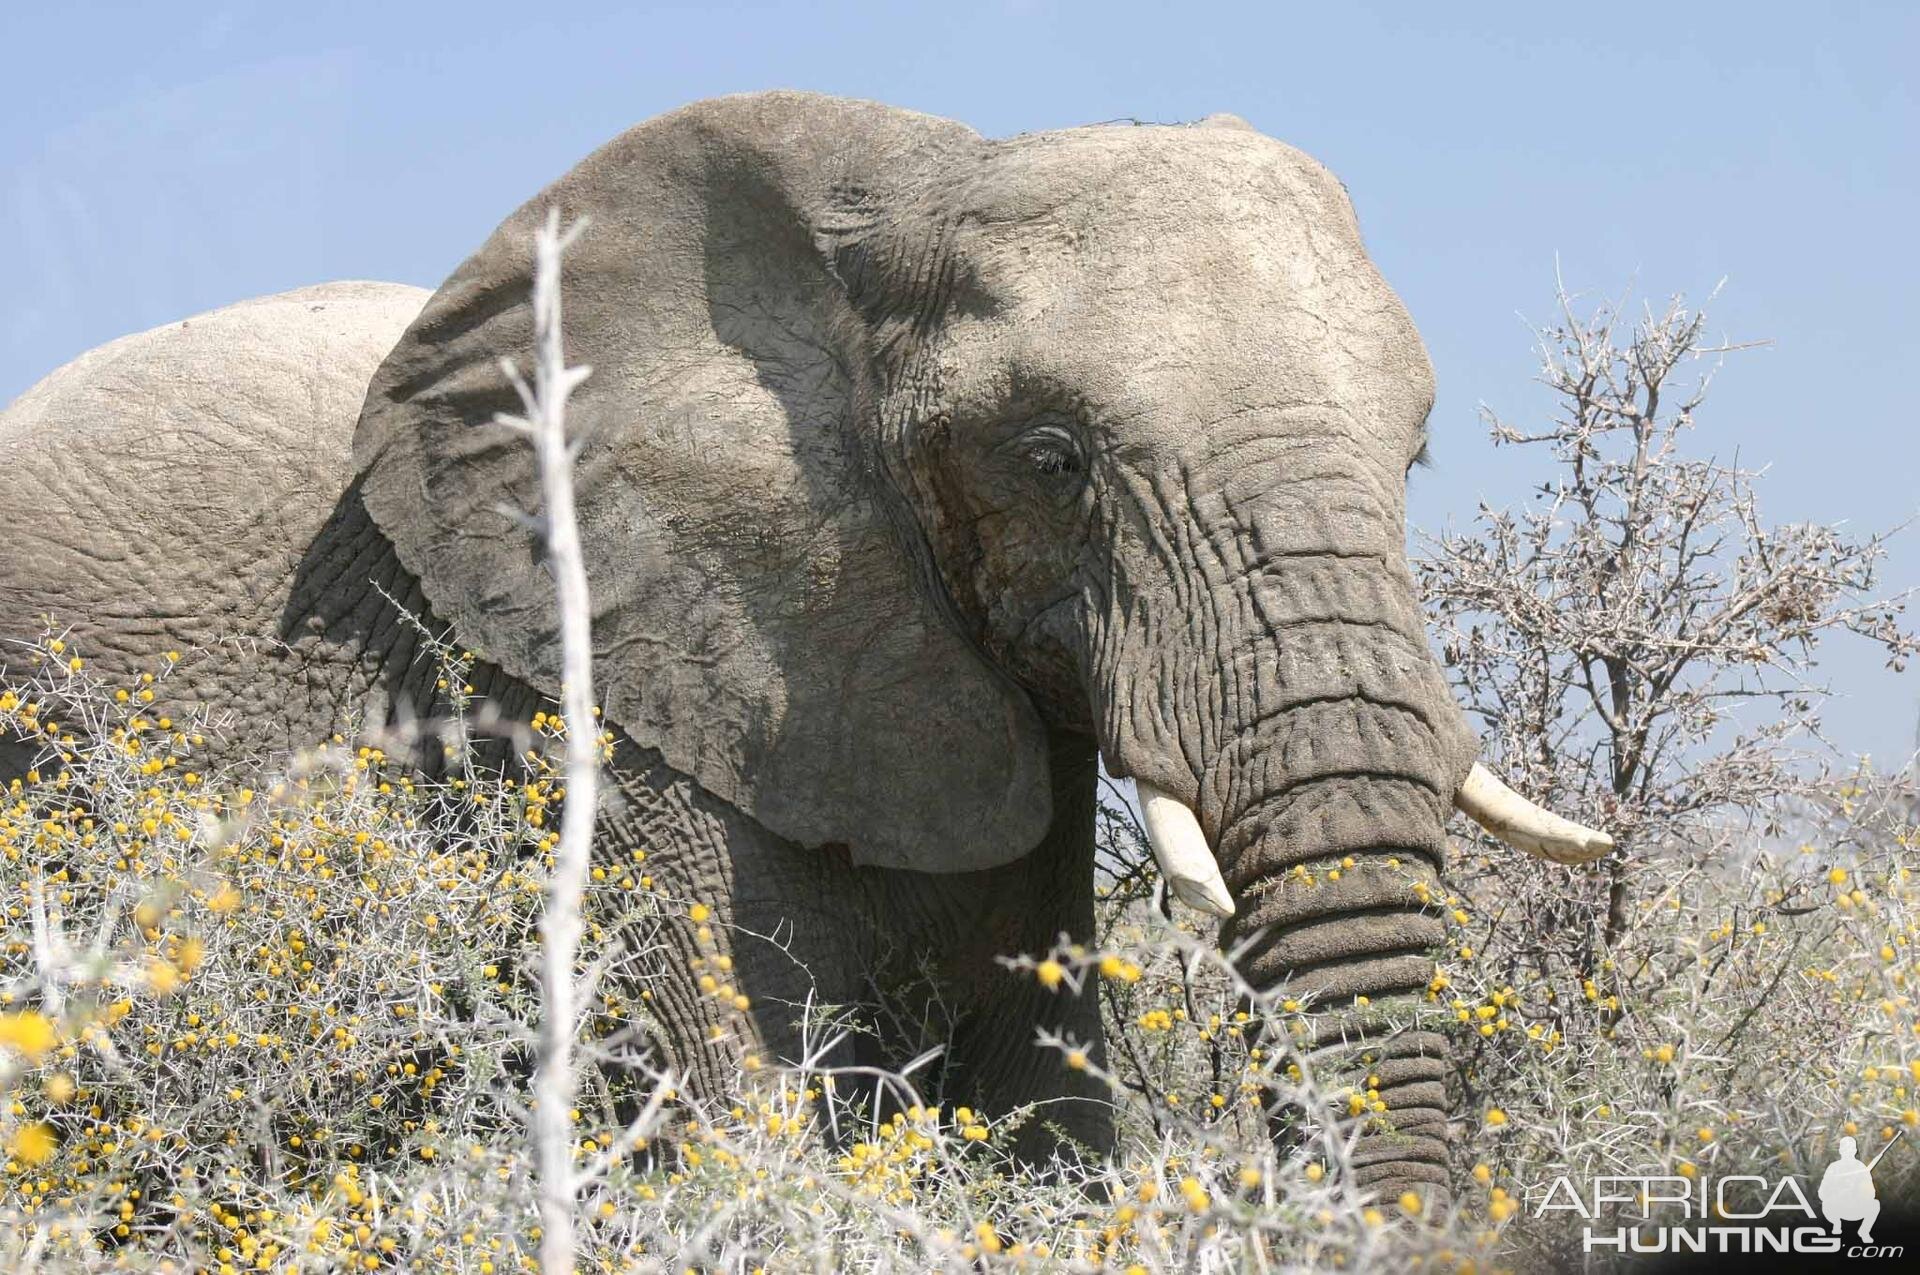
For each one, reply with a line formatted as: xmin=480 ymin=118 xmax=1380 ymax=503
xmin=1135 ymin=763 xmax=1612 ymax=916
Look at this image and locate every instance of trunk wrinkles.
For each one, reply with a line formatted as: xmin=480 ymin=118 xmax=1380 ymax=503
xmin=1095 ymin=459 xmax=1471 ymax=1200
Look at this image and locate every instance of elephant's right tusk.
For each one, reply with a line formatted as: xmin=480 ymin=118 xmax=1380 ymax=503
xmin=1454 ymin=762 xmax=1614 ymax=865
xmin=1135 ymin=780 xmax=1236 ymax=918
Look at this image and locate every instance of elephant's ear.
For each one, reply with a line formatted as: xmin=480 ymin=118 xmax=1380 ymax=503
xmin=354 ymin=92 xmax=1051 ymax=872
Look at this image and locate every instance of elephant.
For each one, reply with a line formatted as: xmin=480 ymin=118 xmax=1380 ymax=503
xmin=0 ymin=91 xmax=1607 ymax=1199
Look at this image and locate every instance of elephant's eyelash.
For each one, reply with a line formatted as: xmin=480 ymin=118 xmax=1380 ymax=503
xmin=1411 ymin=439 xmax=1433 ymax=470
xmin=1012 ymin=425 xmax=1087 ymax=480
xmin=1031 ymin=445 xmax=1082 ymax=477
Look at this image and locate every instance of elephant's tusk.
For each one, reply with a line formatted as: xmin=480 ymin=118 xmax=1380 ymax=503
xmin=1454 ymin=763 xmax=1614 ymax=865
xmin=1135 ymin=780 xmax=1236 ymax=918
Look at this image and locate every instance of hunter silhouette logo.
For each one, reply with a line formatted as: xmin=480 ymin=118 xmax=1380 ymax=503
xmin=1821 ymin=1131 xmax=1900 ymax=1244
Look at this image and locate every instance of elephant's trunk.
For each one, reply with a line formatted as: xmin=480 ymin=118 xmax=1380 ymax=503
xmin=1139 ymin=757 xmax=1610 ymax=1197
xmin=1206 ymin=687 xmax=1462 ymax=1202
xmin=1097 ymin=446 xmax=1602 ymax=1199
xmin=1214 ymin=787 xmax=1456 ymax=1199
xmin=1113 ymin=682 xmax=1467 ymax=1199
xmin=1094 ymin=457 xmax=1482 ymax=1203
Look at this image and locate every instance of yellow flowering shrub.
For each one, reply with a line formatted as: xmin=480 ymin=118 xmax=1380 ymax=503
xmin=4 ymin=629 xmax=1916 ymax=1272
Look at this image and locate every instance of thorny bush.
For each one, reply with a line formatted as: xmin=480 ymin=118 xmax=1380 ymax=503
xmin=2 ymin=633 xmax=1916 ymax=1273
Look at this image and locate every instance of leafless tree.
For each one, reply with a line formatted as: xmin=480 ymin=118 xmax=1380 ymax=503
xmin=1420 ymin=280 xmax=1917 ymax=991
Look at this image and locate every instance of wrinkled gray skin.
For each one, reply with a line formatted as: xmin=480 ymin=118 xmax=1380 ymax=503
xmin=1 ymin=93 xmax=1479 ymax=1198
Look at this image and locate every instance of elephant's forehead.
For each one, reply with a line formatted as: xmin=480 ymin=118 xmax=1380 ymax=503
xmin=967 ymin=124 xmax=1351 ymax=231
xmin=928 ymin=126 xmax=1432 ymax=436
xmin=958 ymin=126 xmax=1367 ymax=291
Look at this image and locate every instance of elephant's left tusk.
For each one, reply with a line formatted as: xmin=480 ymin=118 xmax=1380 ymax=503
xmin=1135 ymin=780 xmax=1236 ymax=918
xmin=1454 ymin=762 xmax=1614 ymax=865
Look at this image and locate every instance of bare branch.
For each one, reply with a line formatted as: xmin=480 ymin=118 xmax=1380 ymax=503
xmin=499 ymin=207 xmax=602 ymax=1275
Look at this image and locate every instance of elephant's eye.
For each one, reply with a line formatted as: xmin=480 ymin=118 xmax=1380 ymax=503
xmin=1015 ymin=427 xmax=1085 ymax=482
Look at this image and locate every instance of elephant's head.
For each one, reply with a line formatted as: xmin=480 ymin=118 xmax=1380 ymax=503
xmin=354 ymin=92 xmax=1605 ymax=1196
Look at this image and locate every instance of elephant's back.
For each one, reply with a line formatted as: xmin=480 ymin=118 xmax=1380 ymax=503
xmin=0 ymin=282 xmax=427 ymax=736
xmin=2 ymin=281 xmax=426 ymax=475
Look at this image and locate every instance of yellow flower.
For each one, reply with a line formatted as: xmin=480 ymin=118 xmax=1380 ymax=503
xmin=1485 ymin=1108 xmax=1508 ymax=1127
xmin=9 ymin=1122 xmax=55 ymax=1165
xmin=1035 ymin=959 xmax=1065 ymax=990
xmin=146 ymin=959 xmax=181 ymax=995
xmin=1829 ymin=868 xmax=1848 ymax=886
xmin=1400 ymin=1190 xmax=1423 ymax=1216
xmin=1065 ymin=1050 xmax=1088 ymax=1071
xmin=688 ymin=903 xmax=711 ymax=923
xmin=0 ymin=1011 xmax=56 ymax=1060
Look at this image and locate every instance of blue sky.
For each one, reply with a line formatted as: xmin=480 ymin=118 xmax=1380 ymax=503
xmin=4 ymin=1 xmax=1916 ymax=764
